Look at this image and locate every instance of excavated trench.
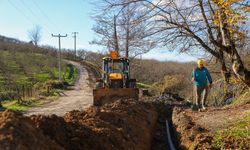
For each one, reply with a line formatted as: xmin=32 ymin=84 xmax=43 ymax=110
xmin=147 ymin=95 xmax=185 ymax=150
xmin=0 ymin=94 xmax=187 ymax=150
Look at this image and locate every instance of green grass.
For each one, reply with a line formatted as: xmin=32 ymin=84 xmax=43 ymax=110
xmin=3 ymin=100 xmax=32 ymax=111
xmin=0 ymin=50 xmax=78 ymax=101
xmin=136 ymin=82 xmax=152 ymax=89
xmin=212 ymin=115 xmax=250 ymax=149
xmin=2 ymin=99 xmax=38 ymax=111
xmin=2 ymin=94 xmax=60 ymax=112
xmin=0 ymin=51 xmax=60 ymax=86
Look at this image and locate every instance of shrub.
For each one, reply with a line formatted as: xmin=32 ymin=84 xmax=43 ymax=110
xmin=43 ymin=80 xmax=66 ymax=90
xmin=150 ymin=75 xmax=191 ymax=96
xmin=0 ymin=91 xmax=18 ymax=101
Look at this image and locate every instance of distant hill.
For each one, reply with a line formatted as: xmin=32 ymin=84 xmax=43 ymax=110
xmin=0 ymin=35 xmax=24 ymax=44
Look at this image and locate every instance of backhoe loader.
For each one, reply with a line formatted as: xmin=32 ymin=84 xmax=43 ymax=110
xmin=93 ymin=51 xmax=139 ymax=106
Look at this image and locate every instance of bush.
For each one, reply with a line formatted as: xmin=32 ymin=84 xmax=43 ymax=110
xmin=150 ymin=75 xmax=191 ymax=97
xmin=43 ymin=80 xmax=66 ymax=90
xmin=62 ymin=64 xmax=78 ymax=85
xmin=39 ymin=89 xmax=61 ymax=97
xmin=130 ymin=59 xmax=195 ymax=84
xmin=0 ymin=91 xmax=18 ymax=101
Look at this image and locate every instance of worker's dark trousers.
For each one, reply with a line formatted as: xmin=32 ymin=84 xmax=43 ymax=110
xmin=195 ymin=86 xmax=208 ymax=108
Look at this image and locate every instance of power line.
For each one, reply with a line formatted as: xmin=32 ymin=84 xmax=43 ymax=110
xmin=19 ymin=0 xmax=51 ymax=32
xmin=8 ymin=0 xmax=51 ymax=35
xmin=31 ymin=0 xmax=63 ymax=33
xmin=52 ymin=34 xmax=68 ymax=81
xmin=7 ymin=0 xmax=35 ymax=25
xmin=20 ymin=0 xmax=39 ymax=21
xmin=72 ymin=32 xmax=78 ymax=60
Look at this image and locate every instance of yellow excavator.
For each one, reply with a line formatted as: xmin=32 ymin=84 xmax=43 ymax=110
xmin=93 ymin=51 xmax=139 ymax=106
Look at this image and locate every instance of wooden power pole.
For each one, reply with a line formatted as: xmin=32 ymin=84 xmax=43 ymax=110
xmin=72 ymin=32 xmax=78 ymax=61
xmin=51 ymin=33 xmax=67 ymax=81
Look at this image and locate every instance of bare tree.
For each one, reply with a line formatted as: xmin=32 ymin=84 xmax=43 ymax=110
xmin=28 ymin=25 xmax=42 ymax=46
xmin=99 ymin=0 xmax=250 ymax=88
xmin=91 ymin=1 xmax=156 ymax=58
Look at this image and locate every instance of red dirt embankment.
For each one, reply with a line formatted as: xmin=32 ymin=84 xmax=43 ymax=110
xmin=0 ymin=99 xmax=158 ymax=150
xmin=0 ymin=110 xmax=63 ymax=150
xmin=172 ymin=104 xmax=250 ymax=150
xmin=172 ymin=107 xmax=212 ymax=150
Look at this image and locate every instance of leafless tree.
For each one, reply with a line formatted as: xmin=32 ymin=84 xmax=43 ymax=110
xmin=28 ymin=25 xmax=42 ymax=46
xmin=91 ymin=1 xmax=157 ymax=58
xmin=97 ymin=0 xmax=250 ymax=88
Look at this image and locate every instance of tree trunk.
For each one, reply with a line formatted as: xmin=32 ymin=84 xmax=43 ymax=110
xmin=125 ymin=6 xmax=130 ymax=58
xmin=216 ymin=9 xmax=250 ymax=88
xmin=125 ymin=21 xmax=129 ymax=57
xmin=113 ymin=16 xmax=119 ymax=53
xmin=218 ymin=50 xmax=230 ymax=82
xmin=218 ymin=53 xmax=230 ymax=95
xmin=230 ymin=47 xmax=250 ymax=88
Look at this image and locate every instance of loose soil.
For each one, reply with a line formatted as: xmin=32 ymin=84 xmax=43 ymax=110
xmin=0 ymin=99 xmax=158 ymax=150
xmin=172 ymin=104 xmax=250 ymax=149
xmin=185 ymin=104 xmax=250 ymax=133
xmin=0 ymin=110 xmax=63 ymax=150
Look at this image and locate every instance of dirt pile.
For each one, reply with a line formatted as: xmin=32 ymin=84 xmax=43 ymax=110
xmin=0 ymin=110 xmax=63 ymax=150
xmin=0 ymin=99 xmax=158 ymax=150
xmin=174 ymin=104 xmax=250 ymax=149
xmin=172 ymin=107 xmax=215 ymax=150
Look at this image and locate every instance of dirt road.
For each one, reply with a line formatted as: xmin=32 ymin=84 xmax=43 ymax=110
xmin=25 ymin=61 xmax=93 ymax=116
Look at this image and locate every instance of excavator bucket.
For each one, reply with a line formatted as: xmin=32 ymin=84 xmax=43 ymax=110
xmin=93 ymin=88 xmax=139 ymax=106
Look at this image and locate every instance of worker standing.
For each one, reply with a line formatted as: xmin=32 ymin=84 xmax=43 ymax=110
xmin=192 ymin=59 xmax=213 ymax=111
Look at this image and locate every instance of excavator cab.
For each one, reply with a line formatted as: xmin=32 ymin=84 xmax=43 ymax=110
xmin=93 ymin=51 xmax=139 ymax=106
xmin=102 ymin=57 xmax=135 ymax=88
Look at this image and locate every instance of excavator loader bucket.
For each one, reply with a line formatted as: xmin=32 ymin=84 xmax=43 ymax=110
xmin=93 ymin=88 xmax=139 ymax=106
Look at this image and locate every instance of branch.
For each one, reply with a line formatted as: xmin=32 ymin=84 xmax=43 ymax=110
xmin=198 ymin=0 xmax=231 ymax=53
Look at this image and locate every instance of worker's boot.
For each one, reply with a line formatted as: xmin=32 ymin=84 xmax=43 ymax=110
xmin=201 ymin=105 xmax=207 ymax=111
xmin=191 ymin=104 xmax=199 ymax=111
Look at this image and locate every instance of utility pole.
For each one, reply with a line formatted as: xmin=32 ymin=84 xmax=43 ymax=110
xmin=72 ymin=32 xmax=78 ymax=61
xmin=51 ymin=34 xmax=67 ymax=81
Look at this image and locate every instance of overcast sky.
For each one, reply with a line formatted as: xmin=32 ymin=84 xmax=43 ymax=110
xmin=0 ymin=0 xmax=198 ymax=62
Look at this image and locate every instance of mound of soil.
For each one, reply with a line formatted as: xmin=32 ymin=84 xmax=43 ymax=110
xmin=0 ymin=110 xmax=63 ymax=150
xmin=173 ymin=104 xmax=250 ymax=149
xmin=0 ymin=99 xmax=158 ymax=150
xmin=172 ymin=107 xmax=213 ymax=150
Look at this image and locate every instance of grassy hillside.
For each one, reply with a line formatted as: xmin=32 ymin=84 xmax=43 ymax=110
xmin=0 ymin=51 xmax=57 ymax=87
xmin=0 ymin=50 xmax=77 ymax=101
